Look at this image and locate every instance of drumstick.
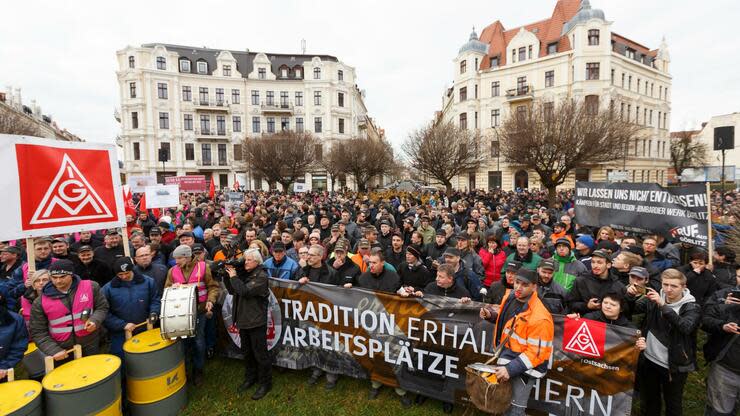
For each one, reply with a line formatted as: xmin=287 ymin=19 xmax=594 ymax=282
xmin=6 ymin=367 xmax=14 ymax=382
xmin=125 ymin=321 xmax=153 ymax=340
xmin=44 ymin=344 xmax=83 ymax=374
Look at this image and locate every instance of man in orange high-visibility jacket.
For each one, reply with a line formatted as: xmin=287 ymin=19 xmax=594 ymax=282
xmin=480 ymin=268 xmax=554 ymax=416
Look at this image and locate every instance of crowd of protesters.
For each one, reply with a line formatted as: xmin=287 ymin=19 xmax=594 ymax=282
xmin=0 ymin=187 xmax=738 ymax=415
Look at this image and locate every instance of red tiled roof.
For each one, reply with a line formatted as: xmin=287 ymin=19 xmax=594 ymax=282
xmin=479 ymin=0 xmax=581 ymax=69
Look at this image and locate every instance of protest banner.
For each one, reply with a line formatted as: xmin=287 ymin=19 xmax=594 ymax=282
xmin=144 ymin=184 xmax=180 ymax=209
xmin=220 ymin=279 xmax=640 ymax=415
xmin=0 ymin=134 xmax=125 ymax=241
xmin=126 ymin=174 xmax=157 ymax=193
xmin=294 ymin=182 xmax=307 ymax=193
xmin=575 ymin=182 xmax=710 ymax=248
xmin=165 ymin=175 xmax=207 ymax=192
xmin=227 ymin=191 xmax=244 ymax=203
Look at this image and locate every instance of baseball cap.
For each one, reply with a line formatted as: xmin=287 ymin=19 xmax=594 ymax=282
xmin=358 ymin=239 xmax=371 ymax=249
xmin=515 ymin=268 xmax=538 ymax=284
xmin=628 ymin=266 xmax=649 ymax=279
xmin=0 ymin=246 xmax=21 ymax=255
xmin=272 ymin=241 xmax=286 ymax=252
xmin=334 ymin=240 xmax=348 ymax=252
xmin=107 ymin=228 xmax=119 ymax=235
xmin=148 ymin=227 xmax=162 ymax=236
xmin=435 ymin=229 xmax=446 ymax=236
xmin=591 ymin=249 xmax=612 ymax=261
xmin=443 ymin=247 xmax=462 ymax=257
xmin=77 ymin=245 xmax=93 ymax=253
xmin=505 ymin=260 xmax=523 ymax=272
xmin=555 ymin=237 xmax=573 ymax=248
xmin=48 ymin=260 xmax=75 ymax=277
xmin=179 ymin=231 xmax=194 ymax=239
xmin=192 ymin=244 xmax=205 ymax=254
xmin=538 ymin=258 xmax=556 ymax=271
xmin=406 ymin=245 xmax=422 ymax=259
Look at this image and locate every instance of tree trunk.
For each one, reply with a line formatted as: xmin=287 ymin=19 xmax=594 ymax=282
xmin=547 ymin=186 xmax=557 ymax=207
xmin=279 ymin=180 xmax=292 ymax=192
xmin=444 ymin=181 xmax=453 ymax=194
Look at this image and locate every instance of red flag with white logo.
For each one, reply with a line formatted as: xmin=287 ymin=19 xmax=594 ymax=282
xmin=563 ymin=317 xmax=607 ymax=358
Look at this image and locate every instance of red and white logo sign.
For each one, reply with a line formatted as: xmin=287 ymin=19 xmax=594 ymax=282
xmin=563 ymin=318 xmax=606 ymax=358
xmin=16 ymin=144 xmax=119 ymax=231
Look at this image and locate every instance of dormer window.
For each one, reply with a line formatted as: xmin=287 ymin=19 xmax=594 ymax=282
xmin=294 ymin=67 xmax=302 ymax=78
xmin=313 ymin=67 xmax=321 ymax=79
xmin=156 ymin=57 xmax=166 ymax=70
xmin=547 ymin=43 xmax=558 ymax=55
xmin=588 ymin=29 xmax=600 ymax=45
xmin=258 ymin=68 xmax=266 ymax=79
xmin=179 ymin=58 xmax=191 ymax=73
xmin=223 ymin=65 xmax=231 ymax=77
xmin=128 ymin=56 xmax=135 ymax=68
xmin=511 ymin=49 xmax=516 ymax=63
xmin=528 ymin=45 xmax=533 ymax=59
xmin=626 ymin=48 xmax=635 ymax=59
xmin=460 ymin=60 xmax=467 ymax=74
xmin=518 ymin=47 xmax=526 ymax=62
xmin=197 ymin=60 xmax=208 ymax=74
xmin=281 ymin=67 xmax=288 ymax=78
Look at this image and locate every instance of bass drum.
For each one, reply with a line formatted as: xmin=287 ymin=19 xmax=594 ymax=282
xmin=160 ymin=285 xmax=197 ymax=340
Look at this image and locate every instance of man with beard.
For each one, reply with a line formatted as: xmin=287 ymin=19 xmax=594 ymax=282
xmin=535 ymin=258 xmax=568 ymax=314
xmin=385 ymin=232 xmax=406 ymax=270
xmin=73 ymin=245 xmax=114 ymax=286
xmin=94 ymin=229 xmax=126 ymax=267
xmin=328 ymin=240 xmax=361 ymax=286
xmin=567 ymin=250 xmax=626 ymax=315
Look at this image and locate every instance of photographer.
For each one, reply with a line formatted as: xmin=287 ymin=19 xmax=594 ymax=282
xmin=225 ymin=248 xmax=272 ymax=400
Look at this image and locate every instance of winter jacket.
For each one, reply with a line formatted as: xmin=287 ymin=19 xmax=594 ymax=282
xmin=6 ymin=256 xmax=56 ymax=310
xmin=102 ymin=273 xmax=160 ymax=333
xmin=567 ymin=270 xmax=626 ymax=314
xmin=538 ymin=279 xmax=568 ymax=315
xmin=500 ymin=250 xmax=542 ymax=280
xmin=229 ymin=266 xmax=269 ymax=330
xmin=133 ymin=262 xmax=168 ymax=296
xmin=582 ymin=310 xmax=636 ymax=329
xmin=398 ymin=261 xmax=433 ymax=290
xmin=634 ymin=289 xmax=701 ymax=373
xmin=0 ymin=309 xmax=28 ymax=371
xmin=384 ymin=247 xmax=406 ymax=271
xmin=73 ymin=257 xmax=114 ymax=287
xmin=479 ymin=248 xmax=506 ymax=287
xmin=702 ymin=286 xmax=740 ymax=369
xmin=422 ymin=281 xmax=470 ymax=299
xmin=711 ymin=262 xmax=737 ymax=289
xmin=298 ymin=264 xmax=340 ymax=285
xmin=645 ymin=250 xmax=675 ymax=273
xmin=356 ymin=269 xmax=401 ymax=294
xmin=552 ymin=252 xmax=589 ymax=292
xmin=453 ymin=265 xmax=483 ymax=302
xmin=263 ymin=256 xmax=300 ymax=280
xmin=30 ymin=276 xmax=109 ymax=356
xmin=329 ymin=258 xmax=361 ymax=285
xmin=677 ymin=264 xmax=718 ymax=307
xmin=485 ymin=278 xmax=514 ymax=305
xmin=460 ymin=249 xmax=485 ymax=279
xmin=423 ymin=242 xmax=448 ymax=269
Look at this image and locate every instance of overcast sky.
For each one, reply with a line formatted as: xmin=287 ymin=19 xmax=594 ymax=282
xmin=1 ymin=0 xmax=738 ymax=149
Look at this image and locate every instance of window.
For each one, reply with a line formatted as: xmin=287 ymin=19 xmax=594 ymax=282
xmin=183 ymin=114 xmax=193 ymax=130
xmin=215 ymin=88 xmax=224 ymax=104
xmin=314 ymin=91 xmax=321 ymax=105
xmin=231 ymin=89 xmax=240 ymax=104
xmin=474 ymin=85 xmax=478 ymax=99
xmin=251 ymin=90 xmax=259 ymax=105
xmin=642 ymin=139 xmax=646 ymax=156
xmin=199 ymin=87 xmax=208 ymax=104
xmin=459 ymin=87 xmax=467 ymax=102
xmin=585 ymin=95 xmax=599 ymax=115
xmin=233 ymin=144 xmax=242 ymax=161
xmin=586 ymin=63 xmax=599 ymax=80
xmin=588 ymin=29 xmax=600 ymax=45
xmin=266 ymin=91 xmax=274 ymax=106
xmin=313 ymin=67 xmax=321 ymax=79
xmin=131 ymin=112 xmax=138 ymax=129
xmin=547 ymin=43 xmax=557 ymax=55
xmin=295 ymin=92 xmax=303 ymax=106
xmin=182 ymin=86 xmax=192 ymax=101
xmin=620 ymin=103 xmax=625 ymax=119
xmin=157 ymin=83 xmax=168 ymax=99
xmin=545 ymin=70 xmax=554 ymax=87
xmin=252 ymin=117 xmax=260 ymax=133
xmin=488 ymin=171 xmax=502 ymax=189
xmin=528 ymin=45 xmax=533 ymax=59
xmin=295 ymin=68 xmax=302 ymax=78
xmin=544 ymin=102 xmax=555 ymax=120
xmin=643 ymin=108 xmax=647 ymax=126
xmin=200 ymin=115 xmax=210 ymax=133
xmin=626 ymin=48 xmax=635 ymax=59
xmin=664 ymin=87 xmax=669 ymax=100
xmin=511 ymin=49 xmax=516 ymax=63
xmin=129 ymin=82 xmax=136 ymax=98
xmin=296 ymin=117 xmax=304 ymax=132
xmin=258 ymin=68 xmax=266 ymax=79
xmin=133 ymin=142 xmax=140 ymax=160
xmin=636 ymin=106 xmax=640 ymax=124
xmin=179 ymin=59 xmax=191 ymax=73
xmin=491 ymin=109 xmax=500 ymax=127
xmin=197 ymin=61 xmax=208 ymax=74
xmin=489 ymin=56 xmax=499 ymax=68
xmin=280 ymin=91 xmax=289 ymax=107
xmin=218 ymin=144 xmax=227 ymax=165
xmin=159 ymin=112 xmax=169 ymax=129
xmin=185 ymin=144 xmax=194 ymax=160
xmin=663 ymin=113 xmax=667 ymax=128
xmin=281 ymin=117 xmax=289 ymax=131
xmin=217 ymin=116 xmax=226 ymax=135
xmin=517 ymin=76 xmax=527 ymax=94
xmin=128 ymin=56 xmax=135 ymax=68
xmin=659 ymin=86 xmax=663 ymax=100
xmin=156 ymin=57 xmax=166 ymax=70
xmin=338 ymin=92 xmax=344 ymax=107
xmin=339 ymin=118 xmax=345 ymax=134
xmin=459 ymin=113 xmax=467 ymax=130
xmin=338 ymin=70 xmax=343 ymax=81
xmin=628 ymin=75 xmax=632 ymax=90
xmin=314 ymin=117 xmax=322 ymax=133
xmin=160 ymin=143 xmax=171 ymax=161
xmin=201 ymin=144 xmax=211 ymax=165
xmin=491 ymin=81 xmax=500 ymax=97
xmin=267 ymin=117 xmax=275 ymax=133
xmin=315 ymin=144 xmax=323 ymax=161
xmin=490 ymin=141 xmax=500 ymax=157
xmin=627 ymin=104 xmax=631 ymax=122
xmin=233 ymin=116 xmax=241 ymax=132
xmin=650 ymin=83 xmax=654 ymax=97
xmin=460 ymin=60 xmax=467 ymax=74
xmin=223 ymin=65 xmax=231 ymax=77
xmin=611 ymin=69 xmax=615 ymax=84
xmin=621 ymin=73 xmax=625 ymax=88
xmin=279 ymin=67 xmax=288 ymax=78
xmin=658 ymin=111 xmax=662 ymax=129
xmin=637 ymin=79 xmax=641 ymax=92
xmin=518 ymin=47 xmax=526 ymax=62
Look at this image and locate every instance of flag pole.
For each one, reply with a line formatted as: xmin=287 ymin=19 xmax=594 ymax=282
xmin=706 ymin=182 xmax=713 ymax=266
xmin=121 ymin=226 xmax=131 ymax=258
xmin=25 ymin=237 xmax=36 ymax=274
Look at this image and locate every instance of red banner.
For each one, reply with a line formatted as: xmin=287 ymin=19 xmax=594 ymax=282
xmin=165 ymin=175 xmax=207 ymax=192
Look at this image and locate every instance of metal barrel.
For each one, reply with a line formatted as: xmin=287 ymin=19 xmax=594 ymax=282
xmin=123 ymin=329 xmax=187 ymax=416
xmin=0 ymin=380 xmax=43 ymax=416
xmin=22 ymin=342 xmax=46 ymax=379
xmin=42 ymin=354 xmax=122 ymax=416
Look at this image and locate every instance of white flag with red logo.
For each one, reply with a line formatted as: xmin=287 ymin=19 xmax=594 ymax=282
xmin=0 ymin=134 xmax=125 ymax=240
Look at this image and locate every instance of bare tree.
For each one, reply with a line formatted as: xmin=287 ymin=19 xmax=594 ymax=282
xmin=333 ymin=138 xmax=395 ymax=191
xmin=242 ymin=130 xmax=317 ymax=192
xmin=402 ymin=121 xmax=484 ymax=193
xmin=669 ymin=130 xmax=709 ymax=184
xmin=0 ymin=107 xmax=44 ymax=136
xmin=497 ymin=98 xmax=643 ymax=205
xmin=319 ymin=143 xmax=346 ymax=192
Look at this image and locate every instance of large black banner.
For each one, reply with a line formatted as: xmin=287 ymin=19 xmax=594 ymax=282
xmin=575 ymin=182 xmax=709 ymax=247
xmin=220 ymin=279 xmax=641 ymax=415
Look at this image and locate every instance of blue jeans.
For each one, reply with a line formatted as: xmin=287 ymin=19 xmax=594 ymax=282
xmin=185 ymin=312 xmax=207 ymax=371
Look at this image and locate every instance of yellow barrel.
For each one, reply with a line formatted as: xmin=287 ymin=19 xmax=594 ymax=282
xmin=0 ymin=380 xmax=42 ymax=416
xmin=22 ymin=343 xmax=46 ymax=379
xmin=42 ymin=354 xmax=122 ymax=416
xmin=123 ymin=329 xmax=187 ymax=416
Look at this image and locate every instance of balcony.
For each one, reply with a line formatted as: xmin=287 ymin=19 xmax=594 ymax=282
xmin=260 ymin=100 xmax=293 ymax=114
xmin=193 ymin=99 xmax=230 ymax=111
xmin=195 ymin=129 xmax=230 ymax=140
xmin=505 ymin=86 xmax=534 ymax=102
xmin=196 ymin=159 xmax=230 ymax=170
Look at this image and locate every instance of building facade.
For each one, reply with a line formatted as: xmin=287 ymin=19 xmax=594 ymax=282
xmin=115 ymin=43 xmax=377 ymax=190
xmin=439 ymin=0 xmax=672 ymax=191
xmin=1 ymin=86 xmax=83 ymax=141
